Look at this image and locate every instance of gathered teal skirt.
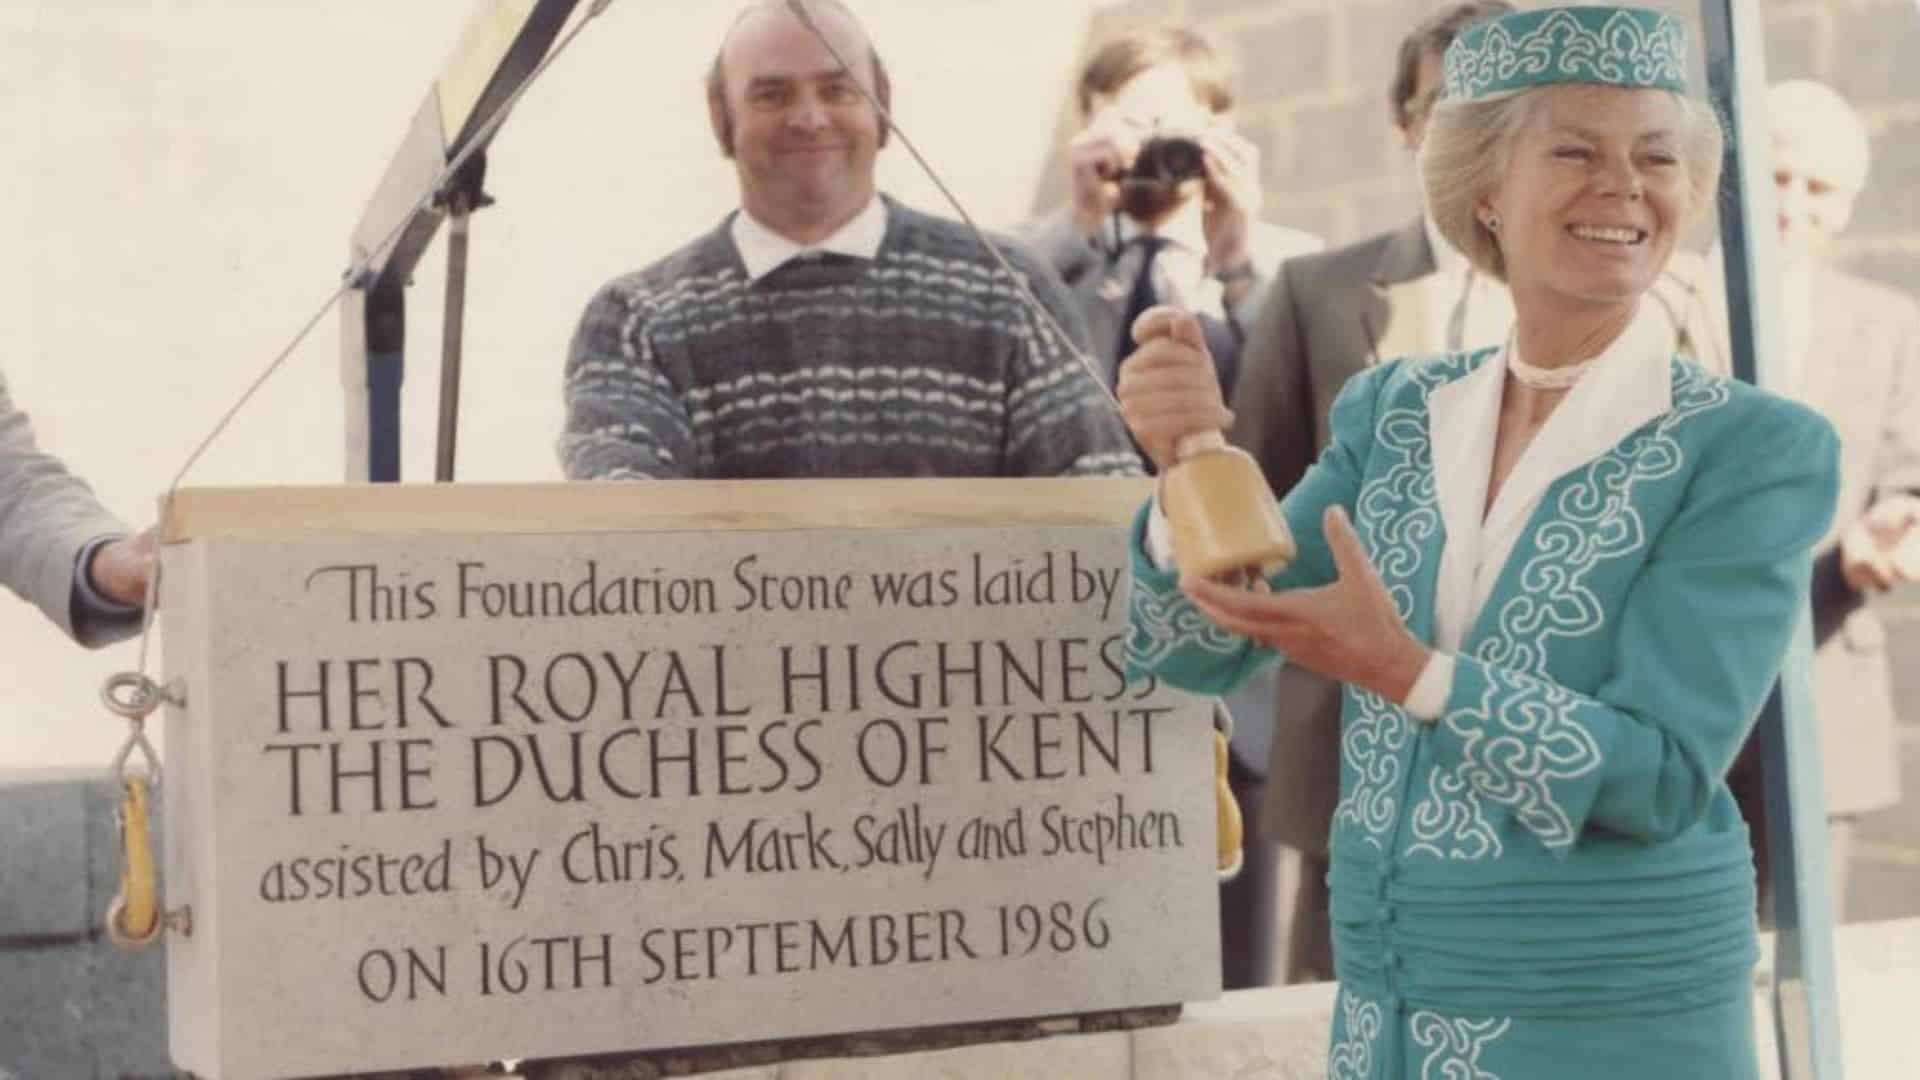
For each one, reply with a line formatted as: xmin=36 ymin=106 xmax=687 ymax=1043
xmin=1321 ymin=800 xmax=1763 ymax=1078
xmin=1327 ymin=979 xmax=1757 ymax=1079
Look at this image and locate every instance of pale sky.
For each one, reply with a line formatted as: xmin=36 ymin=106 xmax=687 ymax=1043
xmin=1 ymin=0 xmax=1099 ymax=770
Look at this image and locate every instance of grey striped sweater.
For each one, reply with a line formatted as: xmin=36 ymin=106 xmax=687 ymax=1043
xmin=560 ymin=198 xmax=1141 ymax=481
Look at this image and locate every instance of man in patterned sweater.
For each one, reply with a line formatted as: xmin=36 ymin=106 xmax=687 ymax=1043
xmin=560 ymin=0 xmax=1138 ymax=481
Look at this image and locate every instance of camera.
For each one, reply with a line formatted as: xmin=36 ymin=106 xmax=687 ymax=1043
xmin=1125 ymin=133 xmax=1206 ymax=185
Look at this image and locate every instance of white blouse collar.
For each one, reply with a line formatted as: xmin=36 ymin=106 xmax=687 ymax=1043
xmin=1432 ymin=301 xmax=1674 ymax=528
xmin=1424 ymin=301 xmax=1676 ymax=649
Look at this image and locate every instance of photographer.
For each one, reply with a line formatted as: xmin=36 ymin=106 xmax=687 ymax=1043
xmin=1021 ymin=27 xmax=1320 ymax=400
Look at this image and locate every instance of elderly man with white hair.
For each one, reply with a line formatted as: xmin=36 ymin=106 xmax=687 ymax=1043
xmin=1709 ymin=78 xmax=1920 ymax=921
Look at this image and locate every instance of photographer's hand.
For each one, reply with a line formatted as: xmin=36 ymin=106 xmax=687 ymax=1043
xmin=1068 ymin=111 xmax=1140 ymax=239
xmin=1200 ymin=127 xmax=1262 ymax=294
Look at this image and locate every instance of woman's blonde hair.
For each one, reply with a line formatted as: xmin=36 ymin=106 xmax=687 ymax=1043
xmin=1418 ymin=87 xmax=1726 ymax=282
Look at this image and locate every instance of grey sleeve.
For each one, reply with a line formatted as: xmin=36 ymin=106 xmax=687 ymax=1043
xmin=1017 ymin=208 xmax=1103 ymax=289
xmin=0 ymin=371 xmax=135 ymax=645
xmin=1000 ymin=241 xmax=1142 ymax=477
xmin=558 ymin=282 xmax=695 ymax=481
xmin=69 ymin=534 xmax=142 ymax=648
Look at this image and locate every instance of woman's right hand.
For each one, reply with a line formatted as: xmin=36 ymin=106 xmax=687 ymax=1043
xmin=1841 ymin=492 xmax=1920 ymax=591
xmin=1115 ymin=305 xmax=1232 ymax=473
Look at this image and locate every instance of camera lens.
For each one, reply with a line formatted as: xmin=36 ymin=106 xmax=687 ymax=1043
xmin=1130 ymin=135 xmax=1206 ymax=184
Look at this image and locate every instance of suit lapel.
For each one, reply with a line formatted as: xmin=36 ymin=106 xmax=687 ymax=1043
xmin=1798 ymin=269 xmax=1869 ymax=419
xmin=1799 ymin=270 xmax=1891 ymax=541
xmin=1358 ymin=221 xmax=1439 ymax=366
xmin=1079 ymin=263 xmax=1130 ymax=384
xmin=1372 ymin=218 xmax=1436 ymax=286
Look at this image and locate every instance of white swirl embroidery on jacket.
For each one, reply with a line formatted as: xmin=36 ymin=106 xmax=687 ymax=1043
xmin=1435 ymin=672 xmax=1603 ymax=850
xmin=1408 ymin=766 xmax=1502 ymax=860
xmin=1408 ymin=361 xmax=1732 ymax=858
xmin=1125 ymin=574 xmax=1244 ymax=672
xmin=1335 ymin=355 xmax=1471 ymax=849
xmin=1329 ymin=987 xmax=1385 ymax=1080
xmin=1411 ymin=1010 xmax=1512 ymax=1080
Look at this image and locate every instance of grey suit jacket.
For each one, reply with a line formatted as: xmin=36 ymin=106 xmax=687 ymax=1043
xmin=1799 ymin=269 xmax=1920 ymax=816
xmin=1 ymin=369 xmax=135 ymax=646
xmin=1225 ymin=220 xmax=1438 ymax=853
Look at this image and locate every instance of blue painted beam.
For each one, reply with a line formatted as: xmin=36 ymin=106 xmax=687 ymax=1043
xmin=342 ymin=0 xmax=581 ymax=482
xmin=1696 ymin=1 xmax=1845 ymax=1077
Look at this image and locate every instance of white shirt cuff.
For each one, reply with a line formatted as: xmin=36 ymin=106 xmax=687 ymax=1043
xmin=1146 ymin=489 xmax=1178 ymax=571
xmin=73 ymin=534 xmax=140 ymax=617
xmin=1403 ymin=651 xmax=1455 ymax=722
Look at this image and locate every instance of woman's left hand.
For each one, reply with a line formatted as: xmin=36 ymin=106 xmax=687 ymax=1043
xmin=1182 ymin=505 xmax=1432 ymax=704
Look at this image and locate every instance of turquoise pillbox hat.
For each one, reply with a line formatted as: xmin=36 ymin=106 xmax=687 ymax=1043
xmin=1442 ymin=5 xmax=1691 ymax=104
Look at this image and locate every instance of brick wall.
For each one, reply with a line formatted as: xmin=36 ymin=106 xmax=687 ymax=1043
xmin=1764 ymin=0 xmax=1920 ymax=293
xmin=1039 ymin=0 xmax=1920 ymax=299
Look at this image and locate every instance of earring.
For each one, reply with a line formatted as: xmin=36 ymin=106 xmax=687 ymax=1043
xmin=1484 ymin=213 xmax=1502 ymax=233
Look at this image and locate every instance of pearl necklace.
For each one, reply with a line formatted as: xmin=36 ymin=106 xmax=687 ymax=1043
xmin=1506 ymin=335 xmax=1597 ymax=391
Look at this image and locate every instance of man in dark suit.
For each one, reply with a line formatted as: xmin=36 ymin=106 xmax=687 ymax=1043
xmin=1225 ymin=1 xmax=1515 ymax=984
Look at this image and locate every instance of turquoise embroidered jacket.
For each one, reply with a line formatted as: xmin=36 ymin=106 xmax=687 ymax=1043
xmin=1127 ymin=350 xmax=1839 ymax=1034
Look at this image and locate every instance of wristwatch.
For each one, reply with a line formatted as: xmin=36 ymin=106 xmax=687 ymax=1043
xmin=1212 ymin=260 xmax=1256 ymax=286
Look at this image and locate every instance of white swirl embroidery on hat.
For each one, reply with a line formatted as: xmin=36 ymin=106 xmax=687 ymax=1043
xmin=1444 ymin=9 xmax=1689 ymax=103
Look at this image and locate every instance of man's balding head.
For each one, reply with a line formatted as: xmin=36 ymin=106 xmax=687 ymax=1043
xmin=706 ymin=0 xmax=890 ymax=159
xmin=708 ymin=0 xmax=888 ymax=243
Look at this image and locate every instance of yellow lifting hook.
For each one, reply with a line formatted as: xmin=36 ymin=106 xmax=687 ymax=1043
xmin=1214 ymin=725 xmax=1244 ymax=882
xmin=108 ymin=775 xmax=159 ymax=946
xmin=100 ymin=671 xmax=190 ymax=948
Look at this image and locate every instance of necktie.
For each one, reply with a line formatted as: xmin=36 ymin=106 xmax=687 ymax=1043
xmin=1115 ymin=234 xmax=1173 ymax=376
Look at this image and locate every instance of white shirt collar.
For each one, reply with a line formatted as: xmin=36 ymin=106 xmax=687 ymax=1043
xmin=730 ymin=194 xmax=889 ymax=283
xmin=1105 ymin=206 xmax=1215 ymax=310
xmin=1111 ymin=205 xmax=1207 ymax=256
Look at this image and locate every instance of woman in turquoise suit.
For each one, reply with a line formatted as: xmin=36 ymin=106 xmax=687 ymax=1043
xmin=1118 ymin=7 xmax=1840 ymax=1078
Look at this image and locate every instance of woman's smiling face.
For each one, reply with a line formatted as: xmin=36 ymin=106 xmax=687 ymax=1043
xmin=1483 ymin=84 xmax=1692 ymax=314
